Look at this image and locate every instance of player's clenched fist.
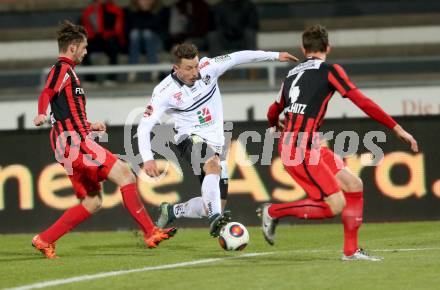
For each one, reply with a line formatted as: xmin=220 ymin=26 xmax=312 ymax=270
xmin=143 ymin=160 xmax=160 ymax=177
xmin=33 ymin=114 xmax=47 ymax=126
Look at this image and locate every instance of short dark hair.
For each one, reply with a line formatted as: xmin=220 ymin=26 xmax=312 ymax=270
xmin=302 ymin=24 xmax=329 ymax=53
xmin=57 ymin=20 xmax=87 ymax=53
xmin=171 ymin=43 xmax=199 ymax=64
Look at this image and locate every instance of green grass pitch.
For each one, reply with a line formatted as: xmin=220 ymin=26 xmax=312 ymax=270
xmin=1 ymin=221 xmax=439 ymax=290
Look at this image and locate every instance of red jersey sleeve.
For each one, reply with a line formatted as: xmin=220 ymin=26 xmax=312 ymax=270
xmin=37 ymin=88 xmax=55 ymax=115
xmin=37 ymin=63 xmax=69 ymax=115
xmin=267 ymin=83 xmax=285 ymax=127
xmin=328 ymin=63 xmax=396 ymax=128
xmin=328 ymin=64 xmax=357 ymax=97
xmin=346 ymin=89 xmax=397 ymax=129
xmin=45 ymin=63 xmax=69 ymax=92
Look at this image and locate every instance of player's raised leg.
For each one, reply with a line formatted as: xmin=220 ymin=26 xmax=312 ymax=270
xmin=157 ymin=197 xmax=206 ymax=228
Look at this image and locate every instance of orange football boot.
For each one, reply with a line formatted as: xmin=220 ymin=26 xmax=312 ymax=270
xmin=144 ymin=227 xmax=177 ymax=248
xmin=32 ymin=235 xmax=59 ymax=259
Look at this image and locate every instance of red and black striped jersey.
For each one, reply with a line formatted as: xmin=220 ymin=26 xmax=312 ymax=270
xmin=38 ymin=57 xmax=90 ymax=140
xmin=267 ymin=57 xmax=396 ymax=149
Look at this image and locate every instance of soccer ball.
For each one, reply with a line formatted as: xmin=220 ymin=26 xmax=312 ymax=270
xmin=218 ymin=222 xmax=249 ymax=251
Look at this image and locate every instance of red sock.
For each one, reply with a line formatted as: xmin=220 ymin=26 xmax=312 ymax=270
xmin=121 ymin=183 xmax=155 ymax=235
xmin=39 ymin=204 xmax=91 ymax=243
xmin=342 ymin=191 xmax=363 ymax=256
xmin=268 ymin=198 xmax=335 ymax=219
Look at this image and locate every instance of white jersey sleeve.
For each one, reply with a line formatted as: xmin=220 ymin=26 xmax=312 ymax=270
xmin=209 ymin=50 xmax=280 ymax=77
xmin=137 ymin=90 xmax=170 ymax=162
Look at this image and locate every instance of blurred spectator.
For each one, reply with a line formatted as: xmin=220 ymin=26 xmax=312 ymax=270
xmin=125 ymin=0 xmax=167 ymax=65
xmin=209 ymin=0 xmax=259 ymax=56
xmin=167 ymin=0 xmax=210 ymax=51
xmin=81 ymin=0 xmax=125 ymax=83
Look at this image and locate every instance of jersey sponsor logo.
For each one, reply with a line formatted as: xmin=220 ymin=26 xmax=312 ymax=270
xmin=213 ymin=54 xmax=231 ymax=63
xmin=75 ymin=87 xmax=84 ymax=95
xmin=173 ymin=92 xmax=182 ymax=99
xmin=143 ymin=105 xmax=154 ymax=117
xmin=196 ymin=107 xmax=213 ymax=127
xmin=202 ymin=74 xmax=211 ymax=85
xmin=173 ymin=91 xmax=183 ymax=105
xmin=285 ymin=103 xmax=307 ymax=115
xmin=199 ymin=60 xmax=210 ymax=69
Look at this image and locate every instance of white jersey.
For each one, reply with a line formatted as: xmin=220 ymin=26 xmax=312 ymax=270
xmin=137 ymin=50 xmax=280 ymax=161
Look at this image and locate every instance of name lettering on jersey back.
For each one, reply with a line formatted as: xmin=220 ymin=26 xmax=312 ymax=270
xmin=287 ymin=59 xmax=323 ymax=78
xmin=285 ymin=103 xmax=307 ymax=115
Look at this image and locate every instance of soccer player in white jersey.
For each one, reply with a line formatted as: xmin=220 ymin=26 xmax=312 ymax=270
xmin=137 ymin=43 xmax=298 ymax=237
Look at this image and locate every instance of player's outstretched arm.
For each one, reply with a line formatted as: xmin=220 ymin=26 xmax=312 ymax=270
xmin=346 ymin=89 xmax=419 ymax=153
xmin=329 ymin=63 xmax=419 ymax=153
xmin=393 ymin=124 xmax=419 ymax=153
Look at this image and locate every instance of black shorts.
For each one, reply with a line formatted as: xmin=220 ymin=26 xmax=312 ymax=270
xmin=176 ymin=135 xmax=229 ymax=199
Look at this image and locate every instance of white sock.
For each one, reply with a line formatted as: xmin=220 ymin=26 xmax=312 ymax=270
xmin=172 ymin=197 xmax=207 ymax=219
xmin=201 ymin=174 xmax=221 ymax=219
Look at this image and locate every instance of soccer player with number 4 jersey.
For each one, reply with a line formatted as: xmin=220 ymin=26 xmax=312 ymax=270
xmin=258 ymin=24 xmax=419 ymax=261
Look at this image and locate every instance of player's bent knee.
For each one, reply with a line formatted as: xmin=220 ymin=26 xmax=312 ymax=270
xmin=110 ymin=160 xmax=135 ymax=186
xmin=326 ymin=192 xmax=346 ymax=215
xmin=82 ymin=194 xmax=102 ymax=214
xmin=203 ymin=158 xmax=221 ymax=175
xmin=121 ymin=166 xmax=136 ymax=184
xmin=346 ymin=176 xmax=363 ymax=192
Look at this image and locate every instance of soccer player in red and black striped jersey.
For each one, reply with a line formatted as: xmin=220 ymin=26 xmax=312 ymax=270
xmin=259 ymin=24 xmax=418 ymax=261
xmin=32 ymin=20 xmax=176 ymax=258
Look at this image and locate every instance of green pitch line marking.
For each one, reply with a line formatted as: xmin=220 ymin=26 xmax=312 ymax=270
xmin=5 ymin=252 xmax=273 ymax=290
xmin=6 ymin=247 xmax=440 ymax=290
